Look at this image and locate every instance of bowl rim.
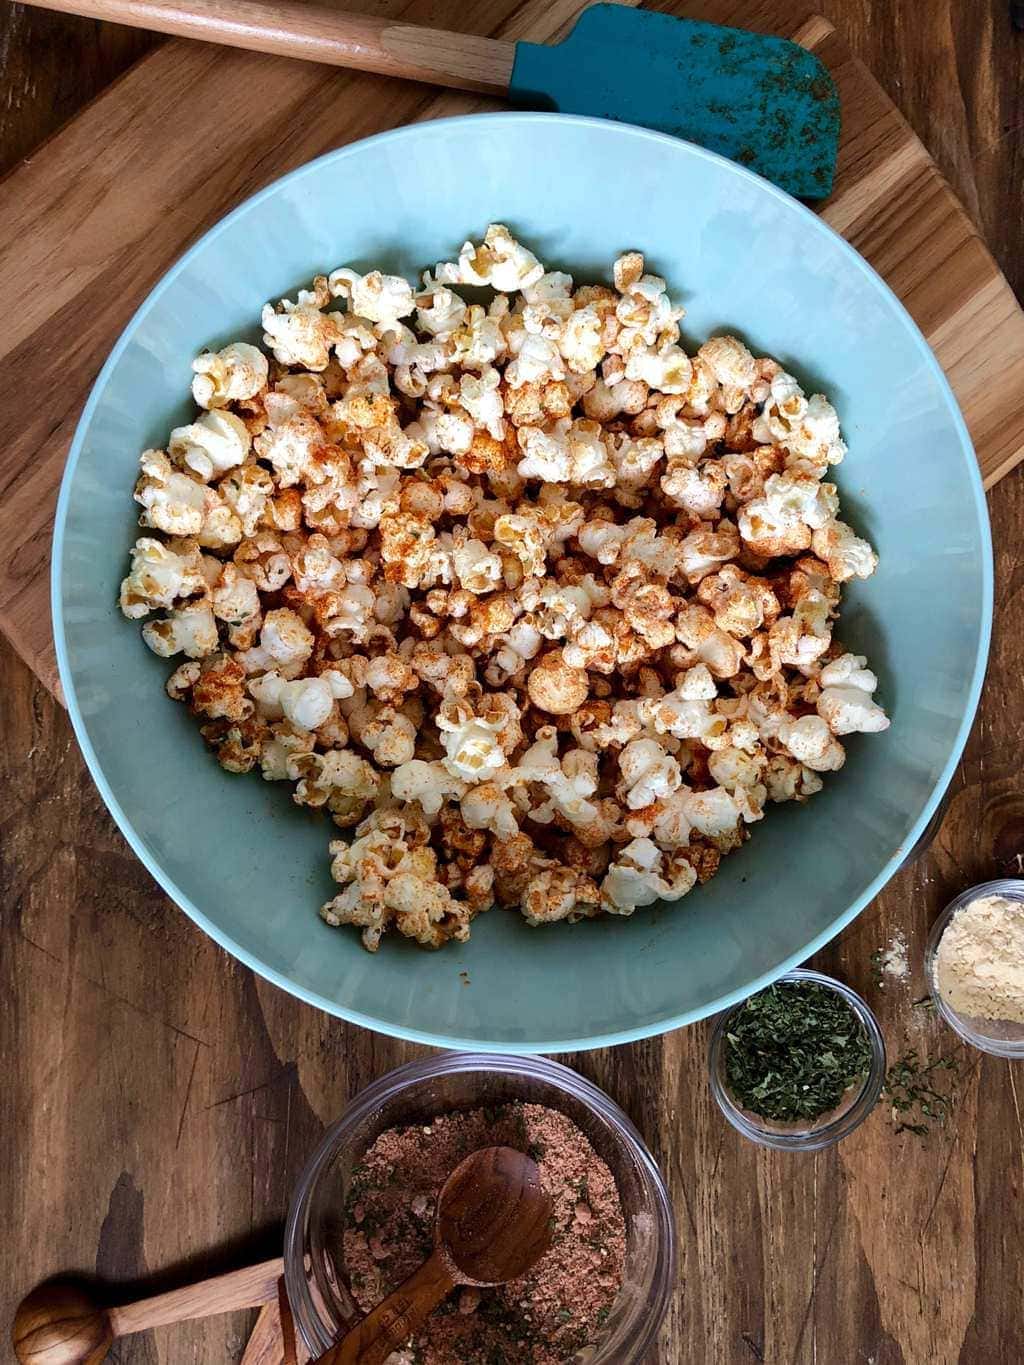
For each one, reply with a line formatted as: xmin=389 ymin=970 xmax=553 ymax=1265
xmin=51 ymin=110 xmax=994 ymax=1053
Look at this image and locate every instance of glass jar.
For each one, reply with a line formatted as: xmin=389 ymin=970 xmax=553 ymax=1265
xmin=284 ymin=1052 xmax=676 ymax=1362
xmin=925 ymin=878 xmax=1024 ymax=1058
xmin=708 ymin=968 xmax=886 ymax=1151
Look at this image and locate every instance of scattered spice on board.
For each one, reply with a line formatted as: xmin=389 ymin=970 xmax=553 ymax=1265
xmin=871 ymin=932 xmax=909 ymax=988
xmin=723 ymin=980 xmax=874 ymax=1122
xmin=884 ymin=1051 xmax=959 ymax=1136
xmin=343 ymin=1103 xmax=626 ymax=1364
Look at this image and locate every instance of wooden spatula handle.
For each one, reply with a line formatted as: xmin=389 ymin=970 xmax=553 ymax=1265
xmin=316 ymin=1249 xmax=456 ymax=1365
xmin=18 ymin=0 xmax=516 ymax=95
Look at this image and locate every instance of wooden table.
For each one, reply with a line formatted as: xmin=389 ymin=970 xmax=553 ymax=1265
xmin=2 ymin=3 xmax=1023 ymax=1361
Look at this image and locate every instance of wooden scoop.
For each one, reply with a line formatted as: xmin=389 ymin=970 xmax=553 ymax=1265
xmin=321 ymin=1145 xmax=552 ymax=1365
xmin=11 ymin=1258 xmax=284 ymax=1364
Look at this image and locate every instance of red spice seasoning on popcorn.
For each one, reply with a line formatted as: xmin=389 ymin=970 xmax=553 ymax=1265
xmin=120 ymin=224 xmax=891 ymax=953
xmin=343 ymin=1102 xmax=626 ymax=1364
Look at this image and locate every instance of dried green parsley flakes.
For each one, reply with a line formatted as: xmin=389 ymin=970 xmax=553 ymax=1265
xmin=723 ymin=981 xmax=874 ymax=1122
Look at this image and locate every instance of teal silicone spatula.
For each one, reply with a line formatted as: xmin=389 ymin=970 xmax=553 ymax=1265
xmin=22 ymin=0 xmax=840 ymax=198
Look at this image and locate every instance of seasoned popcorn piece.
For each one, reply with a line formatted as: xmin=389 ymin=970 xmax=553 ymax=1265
xmin=290 ymin=749 xmax=380 ymax=826
xmin=191 ymin=342 xmax=268 ymax=409
xmin=392 ymin=759 xmax=467 ymax=818
xmin=200 ymin=715 xmax=268 ymax=773
xmin=451 ymin=532 xmax=503 ymax=596
xmin=526 ymin=650 xmax=589 ymax=716
xmin=169 ymin=409 xmax=251 ymax=483
xmin=258 ymin=721 xmax=316 ymax=781
xmin=618 ymin=738 xmax=682 ymax=810
xmin=613 ymin=252 xmax=645 ymax=293
xmin=675 ymin=605 xmax=746 ymax=680
xmin=521 ymin=867 xmax=601 ymax=926
xmin=327 ymin=268 xmax=415 ymax=327
xmin=778 ymin=714 xmax=845 ymax=772
xmin=601 ymin=838 xmax=689 ymax=915
xmin=765 ymin=753 xmax=824 ymax=803
xmin=261 ymin=277 xmax=341 ymax=370
xmin=698 ymin=335 xmax=757 ymax=392
xmin=134 ymin=449 xmax=229 ymax=540
xmin=355 ymin=705 xmax=417 ymax=768
xmin=490 ymin=831 xmax=551 ymax=907
xmin=321 ymin=807 xmax=470 ymax=950
xmin=219 ymin=461 xmax=275 ymax=536
xmin=119 ymin=537 xmax=206 ymax=619
xmin=811 ymin=519 xmax=878 ymax=582
xmin=415 ymin=286 xmax=468 ymax=337
xmin=259 ymin=607 xmax=315 ymax=671
xmin=142 ymin=600 xmax=218 ymax=659
xmin=430 ymin=224 xmax=544 ymax=293
xmin=209 ymin=563 xmax=260 ymax=627
xmin=460 ymin=780 xmax=520 ymax=840
xmin=737 ymin=472 xmax=838 ymax=558
xmin=437 ymin=689 xmax=517 ymax=780
xmin=754 ymin=376 xmax=847 ymax=473
xmin=187 ymin=653 xmax=253 ymax=721
xmin=816 ymin=653 xmax=890 ymax=735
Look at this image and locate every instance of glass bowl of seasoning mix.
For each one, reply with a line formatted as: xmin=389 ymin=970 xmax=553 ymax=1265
xmin=925 ymin=878 xmax=1024 ymax=1058
xmin=708 ymin=969 xmax=886 ymax=1151
xmin=284 ymin=1053 xmax=676 ymax=1364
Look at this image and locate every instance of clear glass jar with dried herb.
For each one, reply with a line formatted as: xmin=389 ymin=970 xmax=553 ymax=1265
xmin=708 ymin=970 xmax=886 ymax=1151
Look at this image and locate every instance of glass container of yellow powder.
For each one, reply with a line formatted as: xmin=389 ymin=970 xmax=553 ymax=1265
xmin=926 ymin=879 xmax=1024 ymax=1058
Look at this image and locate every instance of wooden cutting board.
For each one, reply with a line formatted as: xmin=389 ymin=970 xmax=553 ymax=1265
xmin=1 ymin=0 xmax=1021 ymax=702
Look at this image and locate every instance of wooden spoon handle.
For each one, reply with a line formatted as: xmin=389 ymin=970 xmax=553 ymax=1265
xmin=108 ymin=1256 xmax=285 ymax=1335
xmin=316 ymin=1250 xmax=456 ymax=1365
xmin=17 ymin=0 xmax=515 ymax=95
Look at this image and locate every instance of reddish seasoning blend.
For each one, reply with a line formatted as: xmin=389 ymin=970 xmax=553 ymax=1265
xmin=343 ymin=1102 xmax=627 ymax=1363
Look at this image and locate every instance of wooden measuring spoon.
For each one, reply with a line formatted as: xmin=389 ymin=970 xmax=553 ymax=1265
xmin=320 ymin=1146 xmax=552 ymax=1365
xmin=12 ymin=1258 xmax=283 ymax=1364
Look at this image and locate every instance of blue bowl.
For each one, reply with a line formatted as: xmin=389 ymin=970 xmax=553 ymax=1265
xmin=53 ymin=113 xmax=992 ymax=1052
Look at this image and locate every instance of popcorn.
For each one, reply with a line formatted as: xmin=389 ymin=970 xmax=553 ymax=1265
xmin=816 ymin=653 xmax=891 ymax=735
xmin=660 ymin=460 xmax=728 ymax=517
xmin=135 ymin=449 xmax=229 ymax=541
xmin=778 ymin=714 xmax=846 ymax=771
xmin=122 ymin=232 xmax=887 ymax=954
xmin=392 ymin=759 xmax=467 ymax=818
xmin=431 ymin=224 xmax=543 ymax=293
xmin=738 ymin=472 xmax=837 ymax=558
xmin=452 ymin=534 xmax=503 ymax=596
xmin=437 ymin=694 xmax=511 ymax=780
xmin=754 ymin=377 xmax=847 ymax=472
xmin=119 ymin=537 xmax=206 ymax=618
xmin=618 ymin=739 xmax=682 ymax=810
xmin=521 ymin=867 xmax=601 ymax=926
xmin=191 ymin=342 xmax=268 ymax=409
xmin=291 ymin=749 xmax=379 ymax=826
xmin=526 ymin=650 xmax=589 ymax=716
xmin=328 ymin=268 xmax=415 ymax=327
xmin=458 ymin=368 xmax=505 ymax=440
xmin=811 ymin=519 xmax=879 ymax=582
xmin=278 ymin=676 xmax=335 ymax=731
xmin=142 ymin=600 xmax=218 ymax=659
xmin=600 ymin=838 xmax=694 ymax=915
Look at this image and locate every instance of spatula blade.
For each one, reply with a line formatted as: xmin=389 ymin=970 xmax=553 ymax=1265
xmin=510 ymin=5 xmax=840 ymax=199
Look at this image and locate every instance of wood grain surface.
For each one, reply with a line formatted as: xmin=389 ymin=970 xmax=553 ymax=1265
xmin=2 ymin=0 xmax=1024 ymax=699
xmin=2 ymin=2 xmax=1023 ymax=1364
